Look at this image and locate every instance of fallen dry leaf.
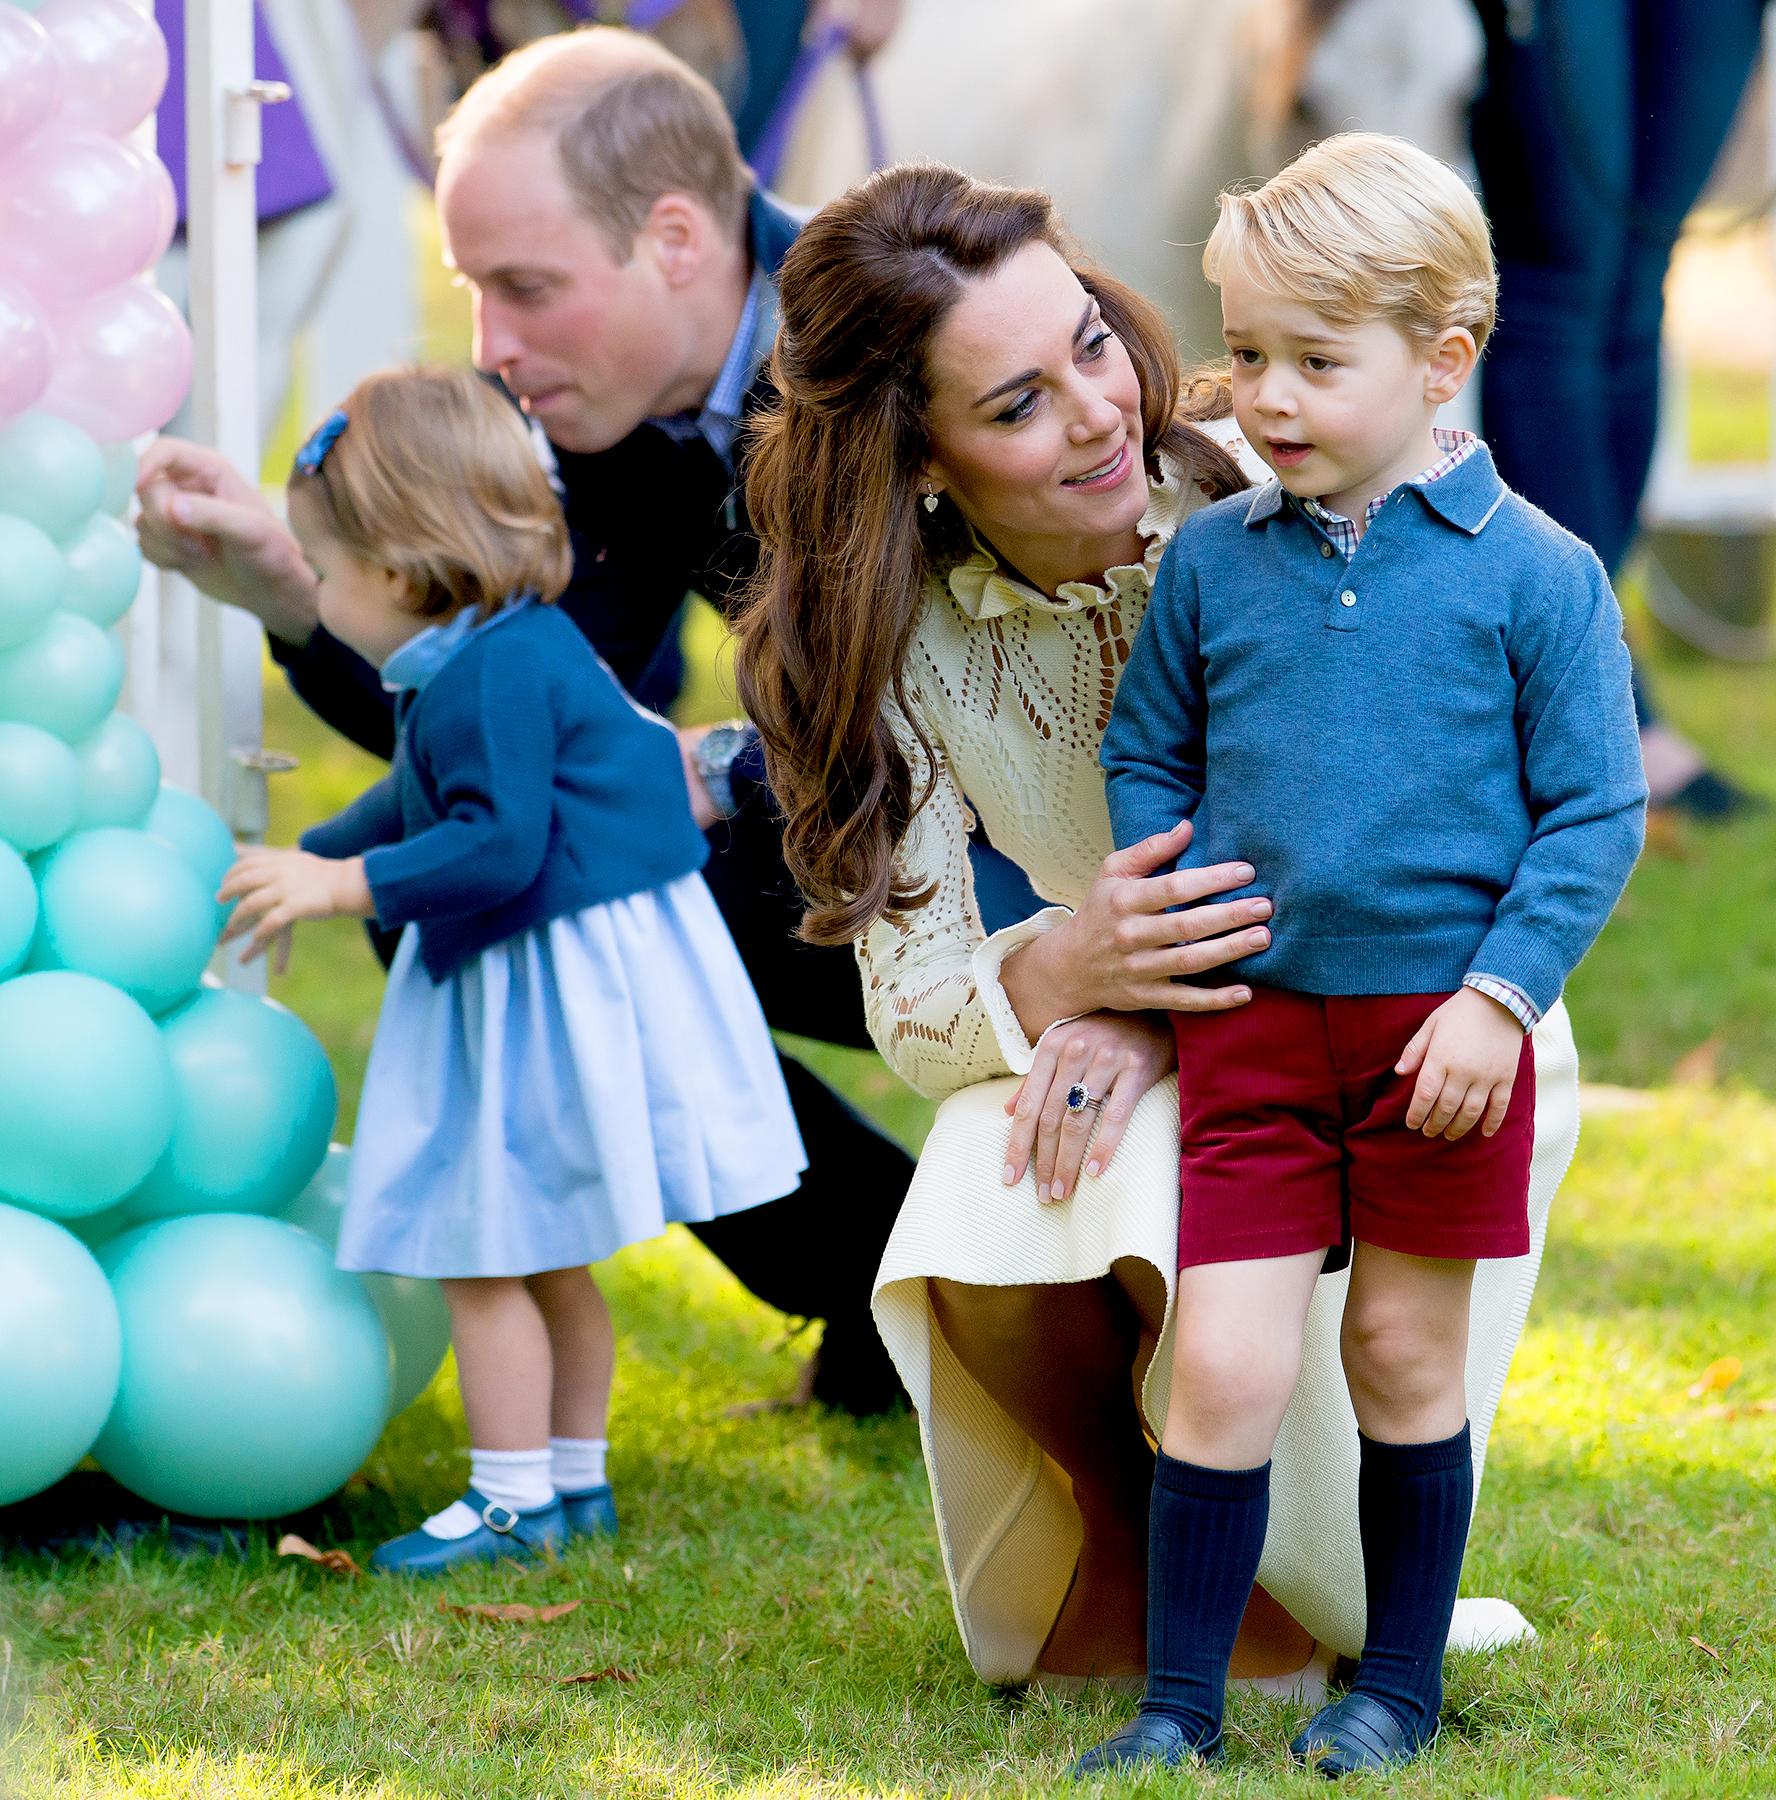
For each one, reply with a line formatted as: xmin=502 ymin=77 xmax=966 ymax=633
xmin=1690 ymin=1635 xmax=1726 ymax=1663
xmin=1641 ymin=809 xmax=1689 ymax=861
xmin=277 ymin=1534 xmax=362 ymax=1578
xmin=440 ymin=1599 xmax=582 ymax=1624
xmin=558 ymin=1666 xmax=636 ymax=1685
xmin=1671 ymin=1036 xmax=1723 ymax=1087
xmin=1687 ymin=1357 xmax=1743 ymax=1400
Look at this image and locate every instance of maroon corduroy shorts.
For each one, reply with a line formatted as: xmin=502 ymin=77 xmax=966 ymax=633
xmin=1172 ymin=987 xmax=1535 ymax=1270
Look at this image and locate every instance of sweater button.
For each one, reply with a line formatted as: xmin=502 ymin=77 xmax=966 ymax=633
xmin=1320 ymin=542 xmax=1333 ymax=558
xmin=1340 ymin=590 xmax=1356 ymax=607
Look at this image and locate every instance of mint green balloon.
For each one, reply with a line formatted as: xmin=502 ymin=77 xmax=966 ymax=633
xmin=0 ymin=611 xmax=124 ymax=741
xmin=0 ymin=1202 xmax=122 ymax=1504
xmin=60 ymin=514 xmax=141 ymax=628
xmin=35 ymin=827 xmax=217 ymax=1015
xmin=0 ymin=840 xmax=36 ymax=977
xmin=65 ymin=1200 xmax=133 ymax=1252
xmin=0 ymin=414 xmax=103 ymax=543
xmin=281 ymin=1145 xmax=452 ymax=1416
xmin=74 ymin=712 xmax=159 ymax=828
xmin=0 ymin=515 xmax=64 ymax=648
xmin=142 ymin=783 xmax=235 ymax=928
xmin=101 ymin=442 xmax=137 ymax=518
xmin=0 ymin=721 xmax=79 ymax=852
xmin=0 ymin=970 xmax=176 ymax=1218
xmin=125 ymin=990 xmax=336 ymax=1220
xmin=94 ymin=1213 xmax=391 ymax=1518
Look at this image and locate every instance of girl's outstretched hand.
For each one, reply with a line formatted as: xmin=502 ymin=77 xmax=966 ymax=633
xmin=218 ymin=848 xmax=375 ymax=973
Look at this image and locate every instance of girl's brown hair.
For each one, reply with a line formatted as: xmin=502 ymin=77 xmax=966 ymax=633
xmin=290 ymin=366 xmax=572 ymax=619
xmin=734 ymin=162 xmax=1246 ymax=948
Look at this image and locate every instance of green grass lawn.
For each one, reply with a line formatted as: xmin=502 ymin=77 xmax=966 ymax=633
xmin=6 ymin=609 xmax=1776 ymax=1796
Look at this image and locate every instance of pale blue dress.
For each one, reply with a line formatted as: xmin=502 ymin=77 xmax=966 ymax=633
xmin=336 ymin=610 xmax=808 ymax=1280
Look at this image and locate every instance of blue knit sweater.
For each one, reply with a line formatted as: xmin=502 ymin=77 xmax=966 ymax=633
xmin=302 ymin=601 xmax=708 ymax=981
xmin=1100 ymin=444 xmax=1647 ymax=1015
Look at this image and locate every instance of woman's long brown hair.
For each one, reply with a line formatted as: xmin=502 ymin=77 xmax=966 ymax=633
xmin=734 ymin=162 xmax=1246 ymax=947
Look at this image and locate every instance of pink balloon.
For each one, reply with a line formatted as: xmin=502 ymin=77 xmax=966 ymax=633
xmin=0 ymin=131 xmax=169 ymax=306
xmin=0 ymin=279 xmax=53 ymax=425
xmin=37 ymin=0 xmax=169 ymax=140
xmin=0 ymin=7 xmax=62 ymax=159
xmin=39 ymin=279 xmax=193 ymax=444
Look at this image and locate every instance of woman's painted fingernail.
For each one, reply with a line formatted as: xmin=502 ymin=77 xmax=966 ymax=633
xmin=1235 ymin=864 xmax=1254 ymax=881
xmin=1036 ymin=1182 xmax=1049 ymax=1203
xmin=1051 ymin=1180 xmax=1066 ymax=1201
xmin=1002 ymin=1163 xmax=1017 ymax=1185
xmin=1086 ymin=1160 xmax=1100 ymax=1179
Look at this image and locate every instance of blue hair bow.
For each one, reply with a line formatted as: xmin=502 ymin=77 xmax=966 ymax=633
xmin=294 ymin=408 xmax=348 ymax=475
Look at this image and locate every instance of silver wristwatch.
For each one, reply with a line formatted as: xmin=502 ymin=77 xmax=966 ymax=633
xmin=691 ymin=721 xmax=754 ymax=820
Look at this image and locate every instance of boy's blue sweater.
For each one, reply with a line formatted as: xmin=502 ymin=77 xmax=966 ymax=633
xmin=301 ymin=602 xmax=708 ymax=982
xmin=1100 ymin=444 xmax=1647 ymax=1017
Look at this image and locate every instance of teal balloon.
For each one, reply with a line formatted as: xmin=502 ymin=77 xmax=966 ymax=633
xmin=64 ymin=1200 xmax=133 ymax=1252
xmin=0 ymin=413 xmax=104 ymax=543
xmin=281 ymin=1145 xmax=452 ymax=1416
xmin=0 ymin=610 xmax=124 ymax=741
xmin=0 ymin=721 xmax=80 ymax=851
xmin=93 ymin=1214 xmax=391 ymax=1518
xmin=60 ymin=514 xmax=141 ymax=629
xmin=35 ymin=827 xmax=217 ymax=1015
xmin=101 ymin=442 xmax=137 ymax=518
xmin=125 ymin=990 xmax=336 ymax=1220
xmin=0 ymin=840 xmax=36 ymax=977
xmin=0 ymin=515 xmax=65 ymax=648
xmin=142 ymin=783 xmax=234 ymax=928
xmin=0 ymin=970 xmax=175 ymax=1217
xmin=0 ymin=1202 xmax=123 ymax=1504
xmin=74 ymin=712 xmax=160 ymax=828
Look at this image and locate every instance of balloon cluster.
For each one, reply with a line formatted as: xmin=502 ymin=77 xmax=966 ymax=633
xmin=0 ymin=0 xmax=190 ymax=442
xmin=0 ymin=429 xmax=450 ymax=1521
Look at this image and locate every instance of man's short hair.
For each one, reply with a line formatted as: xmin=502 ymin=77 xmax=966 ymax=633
xmin=1204 ymin=133 xmax=1496 ymax=355
xmin=436 ymin=26 xmax=752 ymax=259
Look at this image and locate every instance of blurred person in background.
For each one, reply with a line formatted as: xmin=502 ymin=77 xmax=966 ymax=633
xmin=1470 ymin=0 xmax=1768 ymax=818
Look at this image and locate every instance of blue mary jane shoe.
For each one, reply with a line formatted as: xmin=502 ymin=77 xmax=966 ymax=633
xmin=558 ymin=1483 xmax=619 ymax=1539
xmin=1289 ymin=1691 xmax=1436 ymax=1779
xmin=369 ymin=1488 xmax=567 ymax=1576
xmin=1068 ymin=1712 xmax=1223 ymax=1780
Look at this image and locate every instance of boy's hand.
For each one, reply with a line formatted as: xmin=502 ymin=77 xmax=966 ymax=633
xmin=218 ymin=848 xmax=375 ymax=972
xmin=1395 ymin=987 xmax=1525 ymax=1142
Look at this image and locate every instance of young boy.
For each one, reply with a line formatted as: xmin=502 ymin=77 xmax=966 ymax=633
xmin=1080 ymin=134 xmax=1646 ymax=1779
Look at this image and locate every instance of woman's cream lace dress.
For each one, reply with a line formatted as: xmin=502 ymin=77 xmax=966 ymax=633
xmin=865 ymin=430 xmax=1581 ymax=1680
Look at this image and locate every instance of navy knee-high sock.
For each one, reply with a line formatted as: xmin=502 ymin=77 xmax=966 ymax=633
xmin=1352 ymin=1424 xmax=1473 ymax=1741
xmin=1141 ymin=1451 xmax=1270 ymax=1746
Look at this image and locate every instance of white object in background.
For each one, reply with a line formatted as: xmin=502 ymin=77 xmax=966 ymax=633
xmin=1446 ymin=1596 xmax=1537 ymax=1653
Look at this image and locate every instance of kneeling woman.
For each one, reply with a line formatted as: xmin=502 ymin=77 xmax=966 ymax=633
xmin=735 ymin=164 xmax=1578 ymax=1688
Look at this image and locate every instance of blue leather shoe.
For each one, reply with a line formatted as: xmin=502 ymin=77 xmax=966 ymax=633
xmin=1068 ymin=1712 xmax=1223 ymax=1780
xmin=1289 ymin=1691 xmax=1436 ymax=1779
xmin=558 ymin=1483 xmax=618 ymax=1539
xmin=369 ymin=1488 xmax=567 ymax=1576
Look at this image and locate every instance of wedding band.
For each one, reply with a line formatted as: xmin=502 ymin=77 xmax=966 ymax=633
xmin=1065 ymin=1082 xmax=1103 ymax=1116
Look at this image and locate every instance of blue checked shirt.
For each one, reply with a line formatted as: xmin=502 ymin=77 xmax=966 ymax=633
xmin=1299 ymin=428 xmax=1541 ymax=1032
xmin=645 ymin=268 xmax=779 ymax=469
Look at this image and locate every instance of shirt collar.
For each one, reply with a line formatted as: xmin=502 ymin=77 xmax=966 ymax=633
xmin=1243 ymin=434 xmax=1506 ymax=537
xmin=380 ymin=597 xmax=530 ymax=692
xmin=645 ymin=266 xmax=778 ymax=468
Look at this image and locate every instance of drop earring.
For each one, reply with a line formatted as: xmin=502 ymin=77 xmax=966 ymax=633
xmin=923 ymin=487 xmax=939 ymax=514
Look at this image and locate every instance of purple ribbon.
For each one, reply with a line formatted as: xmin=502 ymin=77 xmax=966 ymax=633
xmin=748 ymin=16 xmax=888 ymax=191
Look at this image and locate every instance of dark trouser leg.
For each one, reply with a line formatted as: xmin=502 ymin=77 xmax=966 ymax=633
xmin=689 ymin=1055 xmax=911 ymax=1416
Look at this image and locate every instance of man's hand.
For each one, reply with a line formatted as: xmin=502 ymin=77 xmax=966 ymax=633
xmin=136 ymin=439 xmax=321 ymax=645
xmin=1396 ymin=986 xmax=1525 ymax=1142
xmin=676 ymin=725 xmax=721 ymax=830
xmin=218 ymin=847 xmax=375 ymax=973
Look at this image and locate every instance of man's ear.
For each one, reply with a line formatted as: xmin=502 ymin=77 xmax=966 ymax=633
xmin=640 ymin=193 xmax=709 ymax=289
xmin=1423 ymin=326 xmax=1478 ymax=407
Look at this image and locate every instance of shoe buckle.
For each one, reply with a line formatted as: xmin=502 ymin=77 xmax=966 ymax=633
xmin=481 ymin=1502 xmax=519 ymax=1534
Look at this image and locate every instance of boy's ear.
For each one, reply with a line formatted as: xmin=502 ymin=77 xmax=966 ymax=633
xmin=1423 ymin=327 xmax=1478 ymax=407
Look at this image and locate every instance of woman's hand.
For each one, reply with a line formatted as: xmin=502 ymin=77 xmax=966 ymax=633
xmin=136 ymin=439 xmax=321 ymax=645
xmin=1003 ymin=1010 xmax=1175 ymax=1204
xmin=218 ymin=848 xmax=375 ymax=972
xmin=999 ymin=820 xmax=1273 ymax=1038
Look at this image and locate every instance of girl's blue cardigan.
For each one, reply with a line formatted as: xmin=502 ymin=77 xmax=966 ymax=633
xmin=301 ymin=602 xmax=708 ymax=981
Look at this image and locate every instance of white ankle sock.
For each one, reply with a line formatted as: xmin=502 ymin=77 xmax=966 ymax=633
xmin=550 ymin=1436 xmax=608 ymax=1493
xmin=419 ymin=1447 xmax=555 ymax=1540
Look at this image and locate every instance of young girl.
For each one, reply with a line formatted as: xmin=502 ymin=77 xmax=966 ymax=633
xmin=221 ymin=367 xmax=806 ymax=1575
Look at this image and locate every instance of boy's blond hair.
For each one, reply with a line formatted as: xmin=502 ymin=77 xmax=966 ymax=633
xmin=1204 ymin=132 xmax=1496 ymax=354
xmin=290 ymin=367 xmax=571 ymax=621
xmin=435 ymin=27 xmax=751 ymax=259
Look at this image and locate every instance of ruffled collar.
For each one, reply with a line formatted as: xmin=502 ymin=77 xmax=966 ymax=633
xmin=380 ymin=595 xmax=533 ymax=693
xmin=943 ymin=464 xmax=1183 ymax=621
